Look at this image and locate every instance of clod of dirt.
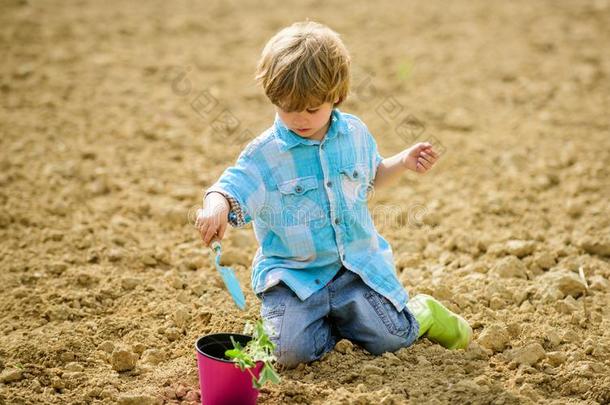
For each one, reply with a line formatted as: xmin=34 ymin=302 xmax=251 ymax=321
xmin=477 ymin=324 xmax=510 ymax=353
xmin=334 ymin=339 xmax=354 ymax=354
xmin=507 ymin=343 xmax=546 ymax=366
xmin=490 ymin=256 xmax=527 ymax=279
xmin=121 ymin=277 xmax=140 ymax=291
xmin=550 ymin=271 xmax=587 ymax=298
xmin=173 ymin=306 xmax=190 ymax=329
xmin=533 ymin=251 xmax=557 ymax=270
xmin=164 ymin=271 xmax=186 ymax=290
xmin=140 ymin=349 xmax=164 ymax=366
xmin=504 ymin=240 xmax=536 ymax=258
xmin=546 ymin=351 xmax=567 ymax=367
xmin=577 ymin=236 xmax=610 ymax=257
xmin=65 ymin=362 xmax=84 ymax=372
xmin=0 ymin=368 xmax=24 ymax=383
xmin=117 ymin=393 xmax=161 ymax=405
xmin=555 ymin=296 xmax=580 ymax=314
xmin=98 ymin=341 xmax=115 ymax=353
xmin=589 ymin=275 xmax=609 ymax=291
xmin=111 ymin=347 xmax=138 ymax=372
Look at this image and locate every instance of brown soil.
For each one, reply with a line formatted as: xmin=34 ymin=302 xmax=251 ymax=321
xmin=1 ymin=0 xmax=609 ymax=404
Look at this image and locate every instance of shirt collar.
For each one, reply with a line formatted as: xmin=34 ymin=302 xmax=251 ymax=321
xmin=274 ymin=108 xmax=348 ymax=152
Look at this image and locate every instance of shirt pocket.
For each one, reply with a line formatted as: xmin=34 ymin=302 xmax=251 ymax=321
xmin=339 ymin=163 xmax=372 ymax=204
xmin=276 ymin=175 xmax=326 ymax=225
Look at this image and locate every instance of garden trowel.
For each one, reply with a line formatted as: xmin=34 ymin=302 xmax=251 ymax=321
xmin=210 ymin=240 xmax=246 ymax=310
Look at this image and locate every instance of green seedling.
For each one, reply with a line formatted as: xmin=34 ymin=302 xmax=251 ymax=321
xmin=224 ymin=320 xmax=281 ymax=389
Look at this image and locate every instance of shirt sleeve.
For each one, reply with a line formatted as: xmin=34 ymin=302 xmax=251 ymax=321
xmin=204 ymin=151 xmax=265 ymax=228
xmin=363 ymin=123 xmax=384 ymax=190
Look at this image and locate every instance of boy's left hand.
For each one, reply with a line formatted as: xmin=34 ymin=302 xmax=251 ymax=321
xmin=401 ymin=142 xmax=439 ymax=173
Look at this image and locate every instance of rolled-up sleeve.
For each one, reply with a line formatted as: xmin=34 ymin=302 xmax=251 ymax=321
xmin=204 ymin=151 xmax=265 ymax=228
xmin=363 ymin=125 xmax=384 ymax=189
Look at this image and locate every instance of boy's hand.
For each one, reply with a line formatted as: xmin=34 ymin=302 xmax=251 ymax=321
xmin=401 ymin=142 xmax=439 ymax=173
xmin=196 ymin=192 xmax=230 ymax=247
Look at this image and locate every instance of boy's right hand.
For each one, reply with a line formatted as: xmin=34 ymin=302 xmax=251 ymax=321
xmin=196 ymin=192 xmax=230 ymax=247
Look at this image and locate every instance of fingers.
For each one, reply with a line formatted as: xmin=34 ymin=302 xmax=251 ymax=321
xmin=203 ymin=223 xmax=219 ymax=247
xmin=415 ymin=146 xmax=438 ymax=172
xmin=198 ymin=218 xmax=219 ymax=247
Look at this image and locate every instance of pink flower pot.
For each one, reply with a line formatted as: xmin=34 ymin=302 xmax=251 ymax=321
xmin=195 ymin=333 xmax=264 ymax=405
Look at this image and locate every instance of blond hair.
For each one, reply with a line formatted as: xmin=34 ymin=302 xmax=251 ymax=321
xmin=255 ymin=21 xmax=351 ymax=112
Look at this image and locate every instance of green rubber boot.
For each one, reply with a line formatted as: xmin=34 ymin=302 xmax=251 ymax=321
xmin=407 ymin=294 xmax=472 ymax=350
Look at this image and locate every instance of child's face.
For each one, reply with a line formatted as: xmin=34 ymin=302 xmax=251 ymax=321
xmin=276 ymin=101 xmax=335 ymax=141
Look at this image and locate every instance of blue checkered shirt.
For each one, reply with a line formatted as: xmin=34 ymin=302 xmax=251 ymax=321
xmin=205 ymin=109 xmax=409 ymax=311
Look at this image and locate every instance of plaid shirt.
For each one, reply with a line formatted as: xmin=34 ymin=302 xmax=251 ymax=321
xmin=205 ymin=109 xmax=409 ymax=311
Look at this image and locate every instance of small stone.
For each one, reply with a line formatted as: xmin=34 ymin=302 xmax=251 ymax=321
xmin=51 ymin=376 xmax=65 ymax=389
xmin=546 ymin=351 xmax=567 ymax=367
xmin=504 ymin=240 xmax=536 ymax=258
xmin=48 ymin=262 xmax=68 ymax=275
xmin=164 ymin=271 xmax=186 ymax=290
xmin=565 ymin=200 xmax=584 ymax=218
xmin=477 ymin=324 xmax=510 ymax=353
xmin=508 ymin=343 xmax=545 ymax=366
xmin=491 ymin=256 xmax=527 ymax=279
xmin=0 ymin=368 xmax=24 ymax=383
xmin=552 ymin=272 xmax=586 ymax=298
xmin=133 ymin=343 xmax=146 ymax=355
xmin=107 ymin=248 xmax=124 ymax=262
xmin=416 ymin=355 xmax=431 ymax=366
xmin=555 ymin=296 xmax=579 ymax=314
xmin=540 ymin=287 xmax=564 ymax=304
xmin=100 ymin=386 xmax=119 ymax=400
xmin=362 ymin=364 xmax=384 ymax=376
xmin=578 ymin=237 xmax=610 ymax=257
xmin=99 ymin=341 xmax=115 ymax=353
xmin=164 ymin=327 xmax=181 ymax=342
xmin=506 ymin=322 xmax=521 ymax=338
xmin=544 ymin=330 xmax=561 ymax=349
xmin=562 ymin=330 xmax=579 ymax=344
xmin=589 ymin=275 xmax=609 ymax=291
xmin=334 ymin=339 xmax=354 ymax=354
xmin=31 ymin=378 xmax=42 ymax=393
xmin=111 ymin=347 xmax=138 ymax=372
xmin=60 ymin=351 xmax=75 ymax=362
xmin=533 ymin=251 xmax=556 ymax=270
xmin=184 ymin=390 xmax=200 ymax=402
xmin=175 ymin=385 xmax=188 ymax=399
xmin=121 ymin=277 xmax=140 ymax=290
xmin=65 ymin=362 xmax=84 ymax=372
xmin=141 ymin=349 xmax=164 ymax=365
xmin=117 ymin=394 xmax=161 ymax=405
xmin=173 ymin=307 xmax=190 ymax=329
xmin=141 ymin=253 xmax=157 ymax=267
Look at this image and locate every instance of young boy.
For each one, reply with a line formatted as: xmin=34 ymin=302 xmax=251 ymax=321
xmin=197 ymin=21 xmax=472 ymax=369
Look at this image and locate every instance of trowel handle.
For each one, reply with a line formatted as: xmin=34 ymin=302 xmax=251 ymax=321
xmin=210 ymin=238 xmax=221 ymax=253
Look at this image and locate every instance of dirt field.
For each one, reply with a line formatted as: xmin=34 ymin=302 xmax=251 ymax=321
xmin=1 ymin=0 xmax=609 ymax=404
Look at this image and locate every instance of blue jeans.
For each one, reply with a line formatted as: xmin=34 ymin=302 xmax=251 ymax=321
xmin=259 ymin=267 xmax=420 ymax=368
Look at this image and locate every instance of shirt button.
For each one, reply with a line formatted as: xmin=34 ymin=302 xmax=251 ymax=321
xmin=294 ymin=185 xmax=303 ymax=193
xmin=315 ymin=279 xmax=321 ymax=285
xmin=326 ymin=181 xmax=332 ymax=188
xmin=353 ymin=170 xmax=359 ymax=178
xmin=334 ymin=218 xmax=340 ymax=225
xmin=342 ymin=253 xmax=346 ymax=260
